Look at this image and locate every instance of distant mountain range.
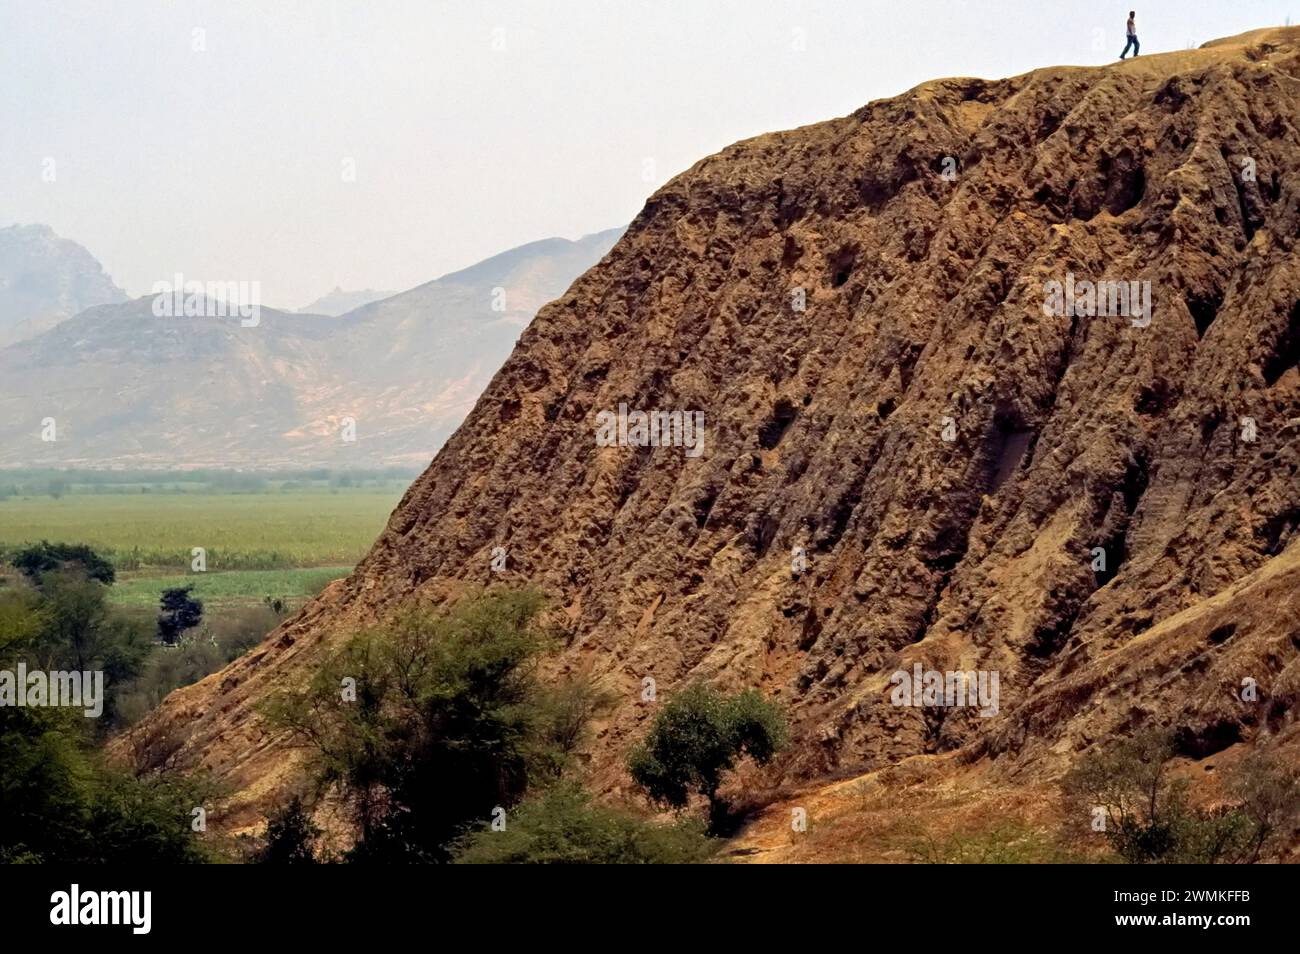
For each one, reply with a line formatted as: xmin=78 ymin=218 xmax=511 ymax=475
xmin=0 ymin=226 xmax=624 ymax=468
xmin=0 ymin=224 xmax=127 ymax=347
xmin=295 ymin=287 xmax=397 ymax=316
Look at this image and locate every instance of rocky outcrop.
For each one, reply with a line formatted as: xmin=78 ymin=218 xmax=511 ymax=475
xmin=120 ymin=29 xmax=1300 ymax=833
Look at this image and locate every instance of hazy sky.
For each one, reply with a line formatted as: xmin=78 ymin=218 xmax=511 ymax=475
xmin=1 ymin=0 xmax=1293 ymax=307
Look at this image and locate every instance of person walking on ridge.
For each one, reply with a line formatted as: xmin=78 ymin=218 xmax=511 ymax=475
xmin=1120 ymin=11 xmax=1140 ymax=59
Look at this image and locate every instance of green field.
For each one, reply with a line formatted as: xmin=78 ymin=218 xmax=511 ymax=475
xmin=0 ymin=490 xmax=402 ymax=572
xmin=0 ymin=477 xmax=413 ymax=735
xmin=108 ymin=565 xmax=356 ymax=609
xmin=0 ymin=484 xmax=406 ymax=613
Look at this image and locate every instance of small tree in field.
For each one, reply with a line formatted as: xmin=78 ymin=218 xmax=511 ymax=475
xmin=12 ymin=541 xmax=115 ymax=586
xmin=158 ymin=586 xmax=203 ymax=645
xmin=628 ymin=683 xmax=787 ymax=833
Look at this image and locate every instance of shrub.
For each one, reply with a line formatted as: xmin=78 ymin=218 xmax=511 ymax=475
xmin=10 ymin=541 xmax=115 ymax=586
xmin=628 ymin=683 xmax=788 ymax=832
xmin=0 ymin=705 xmax=213 ymax=863
xmin=113 ymin=637 xmax=223 ymax=725
xmin=266 ymin=588 xmax=592 ymax=862
xmin=255 ymin=797 xmax=321 ymax=864
xmin=452 ymin=784 xmax=714 ymax=864
xmin=1062 ymin=728 xmax=1300 ymax=863
xmin=529 ymin=676 xmax=615 ymax=781
xmin=1223 ymin=749 xmax=1300 ymax=862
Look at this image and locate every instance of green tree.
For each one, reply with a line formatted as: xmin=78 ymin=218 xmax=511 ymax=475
xmin=31 ymin=570 xmax=146 ymax=673
xmin=0 ymin=594 xmax=211 ymax=863
xmin=628 ymin=683 xmax=788 ymax=832
xmin=0 ymin=587 xmax=46 ymax=657
xmin=267 ymin=589 xmax=582 ymax=862
xmin=1063 ymin=728 xmax=1300 ymax=863
xmin=255 ymin=797 xmax=321 ymax=864
xmin=158 ymin=586 xmax=204 ymax=645
xmin=1227 ymin=749 xmax=1300 ymax=862
xmin=4 ymin=570 xmax=151 ymax=724
xmin=79 ymin=770 xmax=215 ymax=864
xmin=11 ymin=541 xmax=115 ymax=586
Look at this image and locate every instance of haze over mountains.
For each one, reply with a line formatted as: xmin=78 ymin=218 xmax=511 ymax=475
xmin=0 ymin=226 xmax=623 ymax=469
xmin=0 ymin=224 xmax=127 ymax=348
xmin=295 ymin=287 xmax=398 ymax=317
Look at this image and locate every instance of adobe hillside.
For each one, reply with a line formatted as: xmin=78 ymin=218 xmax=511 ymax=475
xmin=120 ymin=28 xmax=1300 ymax=849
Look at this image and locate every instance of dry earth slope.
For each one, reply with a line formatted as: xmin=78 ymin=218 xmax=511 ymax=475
xmin=121 ymin=29 xmax=1300 ymax=847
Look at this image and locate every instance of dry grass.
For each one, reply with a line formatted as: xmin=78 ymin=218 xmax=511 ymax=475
xmin=726 ymin=756 xmax=1108 ymax=863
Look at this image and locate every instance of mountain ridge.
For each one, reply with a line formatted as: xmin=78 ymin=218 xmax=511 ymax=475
xmin=0 ymin=228 xmax=624 ymax=469
xmin=0 ymin=223 xmax=127 ymax=347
